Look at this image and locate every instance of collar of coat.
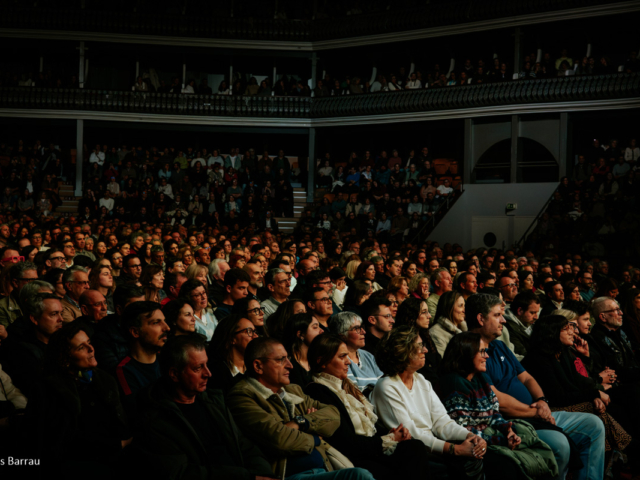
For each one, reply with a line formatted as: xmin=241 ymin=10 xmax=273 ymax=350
xmin=245 ymin=377 xmax=305 ymax=414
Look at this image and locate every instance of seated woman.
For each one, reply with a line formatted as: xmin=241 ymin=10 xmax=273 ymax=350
xmin=306 ymin=333 xmax=430 ymax=480
xmin=283 ymin=313 xmax=322 ymax=388
xmin=179 ymin=279 xmax=217 ymax=341
xmin=207 ymin=314 xmax=258 ymax=393
xmin=408 ymin=273 xmax=430 ymax=302
xmin=395 ymin=297 xmax=441 ymax=390
xmin=371 ymin=326 xmax=487 ymax=479
xmin=440 ymin=332 xmax=558 ymax=480
xmin=162 ymin=299 xmax=196 ymax=336
xmin=429 ymin=291 xmax=467 ymax=357
xmin=521 ymin=315 xmax=633 ymax=456
xmin=329 ymin=311 xmax=383 ymax=395
xmin=387 ymin=276 xmax=410 ymax=305
xmin=264 ymin=298 xmax=306 ymax=340
xmin=140 ymin=265 xmax=166 ymax=303
xmin=25 ymin=322 xmax=131 ymax=476
xmin=232 ymin=296 xmax=266 ymax=337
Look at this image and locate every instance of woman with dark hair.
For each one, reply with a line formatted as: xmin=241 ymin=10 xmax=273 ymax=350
xmin=26 ymin=322 xmax=131 ymax=475
xmin=395 ymin=297 xmax=441 ymax=389
xmin=264 ymin=298 xmax=306 ymax=340
xmin=341 ymin=280 xmax=371 ymax=316
xmin=430 ymin=291 xmax=467 ymax=357
xmin=387 ymin=276 xmax=409 ymax=304
xmin=283 ymin=312 xmax=322 ymax=388
xmin=372 ymin=326 xmax=487 ymax=479
xmin=306 ymin=333 xmax=430 ymax=480
xmin=162 ymin=299 xmax=196 ymax=336
xmin=232 ymin=296 xmax=265 ymax=336
xmin=401 ymin=261 xmax=417 ymax=280
xmin=207 ymin=314 xmax=258 ymax=393
xmin=179 ymin=279 xmax=217 ymax=341
xmin=518 ymin=270 xmax=534 ymax=293
xmin=440 ymin=332 xmax=554 ymax=480
xmin=43 ymin=268 xmax=66 ymax=298
xmin=140 ymin=264 xmax=166 ymax=303
xmin=594 ymin=278 xmax=619 ymax=300
xmin=354 ymin=261 xmax=382 ymax=292
xmin=522 ymin=315 xmax=633 ymax=455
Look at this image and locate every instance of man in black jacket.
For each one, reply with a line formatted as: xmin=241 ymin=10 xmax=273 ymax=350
xmin=135 ymin=335 xmax=276 ymax=480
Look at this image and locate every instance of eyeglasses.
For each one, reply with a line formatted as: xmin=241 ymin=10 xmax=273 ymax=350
xmin=562 ymin=323 xmax=579 ymax=332
xmin=129 ymin=264 xmax=142 ymax=269
xmin=415 ymin=342 xmax=426 ymax=350
xmin=317 ymin=280 xmax=331 ymax=285
xmin=314 ymin=297 xmax=332 ymax=303
xmin=50 ymin=256 xmax=66 ymax=261
xmin=235 ymin=327 xmax=258 ymax=338
xmin=500 ymin=283 xmax=517 ymax=289
xmin=192 ymin=291 xmax=207 ymax=299
xmin=18 ymin=277 xmax=38 ymax=283
xmin=2 ymin=256 xmax=24 ymax=263
xmin=72 ymin=280 xmax=91 ymax=286
xmin=478 ymin=348 xmax=489 ymax=357
xmin=389 ymin=300 xmax=399 ymax=306
xmin=258 ymin=355 xmax=291 ymax=366
xmin=247 ymin=307 xmax=265 ymax=315
xmin=601 ymin=308 xmax=622 ymax=315
xmin=349 ymin=325 xmax=365 ymax=333
xmin=375 ymin=314 xmax=393 ymax=319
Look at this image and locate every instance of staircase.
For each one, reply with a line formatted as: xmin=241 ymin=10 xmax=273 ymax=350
xmin=54 ymin=183 xmax=80 ymax=217
xmin=275 ymin=185 xmax=309 ymax=234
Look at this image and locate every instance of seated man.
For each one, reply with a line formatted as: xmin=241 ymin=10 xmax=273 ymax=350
xmin=504 ymin=291 xmax=540 ymax=358
xmin=227 ymin=337 xmax=374 ymax=480
xmin=215 ymin=268 xmax=250 ymax=320
xmin=361 ymin=297 xmax=394 ymax=355
xmin=116 ymin=301 xmax=170 ymax=417
xmin=466 ymin=293 xmax=605 ymax=480
xmin=136 ymin=334 xmax=277 ymax=480
xmin=77 ymin=289 xmax=109 ymax=338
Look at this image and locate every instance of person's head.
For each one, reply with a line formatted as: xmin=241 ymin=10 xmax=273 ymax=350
xmin=308 ymin=333 xmax=353 ymax=380
xmin=122 ymin=301 xmax=170 ymax=352
xmin=223 ymin=268 xmax=250 ymax=303
xmin=162 ymin=299 xmax=196 ymax=335
xmin=44 ymin=322 xmax=96 ymax=376
xmin=9 ymin=261 xmax=38 ymax=297
xmin=384 ymin=256 xmax=402 ymax=278
xmin=113 ymin=284 xmax=145 ymax=317
xmin=375 ymin=326 xmax=425 ymax=376
xmin=265 ymin=268 xmax=291 ymax=300
xmin=209 ymin=314 xmax=258 ymax=368
xmin=329 ymin=311 xmax=365 ymax=351
xmin=164 ymin=272 xmax=188 ymax=301
xmin=62 ymin=266 xmax=90 ymax=301
xmin=408 ymin=273 xmax=430 ymax=299
xmin=361 ymin=297 xmax=394 ymax=336
xmin=595 ymin=278 xmax=619 ymax=300
xmin=45 ymin=248 xmax=68 ymax=271
xmin=244 ymin=337 xmax=292 ymax=393
xmin=465 ymin=294 xmax=505 ymax=342
xmin=440 ymin=332 xmax=488 ymax=377
xmin=180 ymin=279 xmax=209 ymax=312
xmin=122 ymin=254 xmax=143 ymax=279
xmin=458 ymin=271 xmax=478 ymax=296
xmin=243 ymin=262 xmax=264 ymax=289
xmin=232 ymin=297 xmax=265 ymax=328
xmin=511 ymin=291 xmax=541 ymax=327
xmin=141 ymin=264 xmax=165 ymax=291
xmin=544 ymin=281 xmax=564 ymax=303
xmin=529 ymin=315 xmax=572 ymax=356
xmin=304 ymin=287 xmax=333 ymax=318
xmin=283 ymin=312 xmax=321 ymax=357
xmin=387 ymin=276 xmax=409 ymax=300
xmin=396 ymin=297 xmax=432 ymax=330
xmin=518 ymin=270 xmax=534 ymax=291
xmin=434 ymin=290 xmax=465 ymax=327
xmin=208 ymin=258 xmax=230 ymax=283
xmin=79 ymin=289 xmax=108 ymax=322
xmin=160 ymin=334 xmax=210 ymax=400
xmin=497 ymin=275 xmax=519 ymax=302
xmin=592 ymin=296 xmax=623 ymax=331
xmin=24 ymin=292 xmax=63 ymax=342
xmin=431 ymin=268 xmax=453 ymax=295
xmin=562 ymin=300 xmax=591 ymax=335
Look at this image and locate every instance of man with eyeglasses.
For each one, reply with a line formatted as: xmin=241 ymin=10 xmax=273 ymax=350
xmin=261 ymin=269 xmax=291 ymax=321
xmin=589 ymin=297 xmax=640 ymax=383
xmin=60 ymin=266 xmax=91 ymax=323
xmin=361 ymin=297 xmax=394 ymax=355
xmin=227 ymin=337 xmax=373 ymax=480
xmin=116 ymin=254 xmax=143 ymax=287
xmin=305 ymin=287 xmax=333 ymax=333
xmin=215 ymin=269 xmax=250 ymax=320
xmin=61 ymin=240 xmax=76 ymax=268
xmin=0 ymin=261 xmax=38 ymax=327
xmin=77 ymin=289 xmax=109 ymax=337
xmin=44 ymin=248 xmax=67 ymax=272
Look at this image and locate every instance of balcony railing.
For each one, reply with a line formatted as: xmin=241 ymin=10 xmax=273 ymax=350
xmin=311 ymin=74 xmax=640 ymax=117
xmin=0 ymin=0 xmax=622 ymax=42
xmin=0 ymin=74 xmax=637 ymax=119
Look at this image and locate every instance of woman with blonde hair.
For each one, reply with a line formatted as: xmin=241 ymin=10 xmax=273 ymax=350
xmin=185 ymin=263 xmax=209 ymax=287
xmin=409 ymin=273 xmax=430 ymax=301
xmin=345 ymin=259 xmax=362 ymax=280
xmin=387 ymin=276 xmax=409 ymax=304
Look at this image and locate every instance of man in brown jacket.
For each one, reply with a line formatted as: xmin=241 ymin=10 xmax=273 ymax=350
xmin=60 ymin=266 xmax=90 ymax=323
xmin=227 ymin=337 xmax=374 ymax=480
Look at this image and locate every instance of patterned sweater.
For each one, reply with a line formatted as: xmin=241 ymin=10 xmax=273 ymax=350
xmin=440 ymin=372 xmax=512 ymax=446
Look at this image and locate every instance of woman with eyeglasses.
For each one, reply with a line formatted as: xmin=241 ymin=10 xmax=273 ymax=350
xmin=521 ymin=315 xmax=633 ymax=457
xmin=305 ymin=334 xmax=430 ymax=480
xmin=232 ymin=297 xmax=265 ymax=336
xmin=179 ymin=279 xmax=217 ymax=341
xmin=282 ymin=313 xmax=322 ymax=389
xmin=372 ymin=326 xmax=487 ymax=479
xmin=207 ymin=314 xmax=258 ymax=393
xmin=440 ymin=332 xmax=552 ymax=480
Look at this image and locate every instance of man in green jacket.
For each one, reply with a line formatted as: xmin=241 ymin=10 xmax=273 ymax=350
xmin=227 ymin=337 xmax=375 ymax=480
xmin=135 ymin=335 xmax=277 ymax=480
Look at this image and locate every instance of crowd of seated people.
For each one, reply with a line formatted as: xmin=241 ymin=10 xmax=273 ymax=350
xmin=0 ymin=130 xmax=638 ymax=479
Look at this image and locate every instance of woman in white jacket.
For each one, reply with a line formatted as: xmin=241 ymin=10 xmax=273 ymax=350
xmin=372 ymin=326 xmax=487 ymax=479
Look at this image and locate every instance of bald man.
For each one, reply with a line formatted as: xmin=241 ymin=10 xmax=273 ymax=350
xmin=77 ymin=289 xmax=108 ymax=337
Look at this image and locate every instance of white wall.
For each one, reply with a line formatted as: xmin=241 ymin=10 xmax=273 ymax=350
xmin=429 ymin=183 xmax=557 ymax=250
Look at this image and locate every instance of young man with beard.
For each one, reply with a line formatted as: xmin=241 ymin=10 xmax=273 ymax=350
xmin=116 ymin=301 xmax=170 ymax=417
